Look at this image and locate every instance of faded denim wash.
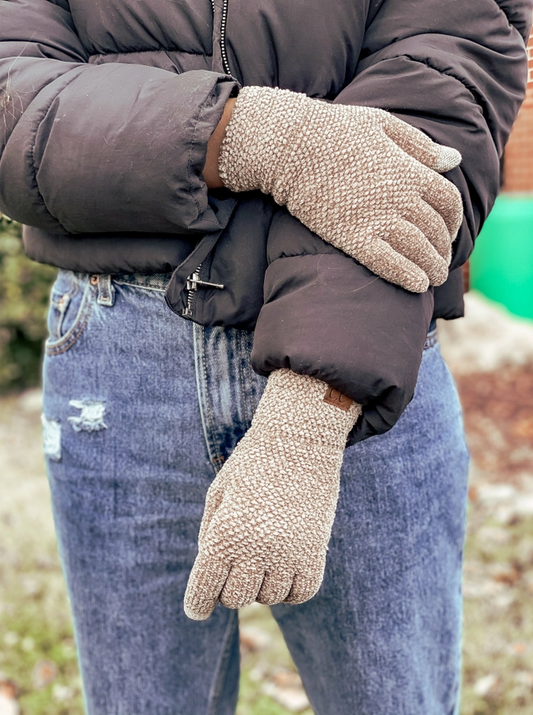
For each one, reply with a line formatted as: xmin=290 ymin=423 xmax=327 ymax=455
xmin=42 ymin=270 xmax=470 ymax=715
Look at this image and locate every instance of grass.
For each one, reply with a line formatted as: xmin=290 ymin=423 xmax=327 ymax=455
xmin=460 ymin=511 xmax=533 ymax=715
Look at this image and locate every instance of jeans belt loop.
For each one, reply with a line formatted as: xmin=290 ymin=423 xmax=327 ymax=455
xmin=96 ymin=275 xmax=115 ymax=307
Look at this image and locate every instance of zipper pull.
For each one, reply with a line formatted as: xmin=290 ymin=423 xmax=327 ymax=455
xmin=186 ymin=271 xmax=225 ymax=291
xmin=181 ymin=263 xmax=225 ymax=320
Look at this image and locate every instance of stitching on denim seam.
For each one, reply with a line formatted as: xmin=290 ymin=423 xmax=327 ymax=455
xmin=205 ymin=613 xmax=238 ymax=715
xmin=45 ymin=302 xmax=92 ymax=356
xmin=244 ymin=332 xmax=258 ymax=415
xmin=45 ymin=283 xmax=93 ymax=356
xmin=236 ymin=331 xmax=251 ymax=430
xmin=193 ymin=324 xmax=222 ymax=472
xmin=200 ymin=328 xmax=224 ymax=469
xmin=112 ymin=279 xmax=167 ymax=294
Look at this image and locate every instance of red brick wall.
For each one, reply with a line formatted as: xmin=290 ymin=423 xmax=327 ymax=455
xmin=502 ymin=32 xmax=533 ymax=192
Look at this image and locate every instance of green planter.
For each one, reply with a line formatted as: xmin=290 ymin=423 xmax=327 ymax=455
xmin=470 ymin=194 xmax=533 ymax=321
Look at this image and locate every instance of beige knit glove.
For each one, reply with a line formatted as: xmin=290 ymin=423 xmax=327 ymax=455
xmin=184 ymin=369 xmax=361 ymax=620
xmin=219 ymin=86 xmax=464 ymax=293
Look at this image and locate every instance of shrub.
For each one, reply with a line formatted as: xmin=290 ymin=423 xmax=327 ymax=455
xmin=0 ymin=215 xmax=57 ymax=392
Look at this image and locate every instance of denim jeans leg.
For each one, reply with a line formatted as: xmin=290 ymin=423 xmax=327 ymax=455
xmin=196 ymin=320 xmax=469 ymax=714
xmin=42 ymin=272 xmax=241 ymax=715
xmin=270 ymin=340 xmax=470 ymax=715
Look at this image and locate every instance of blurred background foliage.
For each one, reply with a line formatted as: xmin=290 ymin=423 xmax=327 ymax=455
xmin=0 ymin=215 xmax=57 ymax=393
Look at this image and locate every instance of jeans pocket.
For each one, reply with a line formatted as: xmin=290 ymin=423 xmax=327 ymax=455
xmin=45 ymin=271 xmax=93 ymax=355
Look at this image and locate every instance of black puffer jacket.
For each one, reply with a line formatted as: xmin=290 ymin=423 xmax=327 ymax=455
xmin=1 ymin=0 xmax=531 ymax=440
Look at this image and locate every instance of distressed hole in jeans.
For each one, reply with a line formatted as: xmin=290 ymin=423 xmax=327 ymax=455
xmin=42 ymin=415 xmax=61 ymax=461
xmin=68 ymin=400 xmax=108 ymax=433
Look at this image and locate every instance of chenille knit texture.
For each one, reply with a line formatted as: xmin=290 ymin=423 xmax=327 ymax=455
xmin=218 ymin=85 xmax=464 ymax=294
xmin=184 ymin=370 xmax=361 ymax=620
xmin=184 ymin=87 xmax=464 ymax=620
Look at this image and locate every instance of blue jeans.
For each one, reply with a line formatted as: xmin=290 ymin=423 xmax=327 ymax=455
xmin=42 ymin=270 xmax=470 ymax=715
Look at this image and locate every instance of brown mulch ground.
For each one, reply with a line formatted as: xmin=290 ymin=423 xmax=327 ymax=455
xmin=456 ymin=364 xmax=533 ymax=483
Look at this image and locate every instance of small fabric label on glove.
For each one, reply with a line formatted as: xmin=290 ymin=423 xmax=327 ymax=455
xmin=323 ymin=387 xmax=354 ymax=412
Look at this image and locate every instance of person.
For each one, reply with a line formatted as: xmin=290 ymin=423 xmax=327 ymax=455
xmin=0 ymin=1 xmax=531 ymax=713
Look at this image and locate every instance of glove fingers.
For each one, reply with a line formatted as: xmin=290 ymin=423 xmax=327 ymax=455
xmin=385 ymin=218 xmax=448 ymax=287
xmin=256 ymin=570 xmax=294 ymax=605
xmin=420 ymin=170 xmax=464 ymax=239
xmin=184 ymin=555 xmax=230 ymax=621
xmin=356 ymin=239 xmax=429 ymax=293
xmin=283 ymin=571 xmax=324 ymax=605
xmin=402 ymin=199 xmax=453 ymax=262
xmin=219 ymin=564 xmax=265 ymax=610
xmin=383 ymin=114 xmax=462 ymax=173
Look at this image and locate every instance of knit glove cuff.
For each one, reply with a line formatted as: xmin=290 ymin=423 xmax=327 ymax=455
xmin=249 ymin=368 xmax=361 ymax=451
xmin=219 ymin=86 xmax=310 ymax=201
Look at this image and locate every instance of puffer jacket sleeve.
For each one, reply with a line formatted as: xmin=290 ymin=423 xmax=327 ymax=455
xmin=0 ymin=0 xmax=237 ymax=235
xmin=335 ymin=0 xmax=532 ymax=274
xmin=252 ymin=0 xmax=532 ymax=442
xmin=251 ymin=211 xmax=435 ymax=443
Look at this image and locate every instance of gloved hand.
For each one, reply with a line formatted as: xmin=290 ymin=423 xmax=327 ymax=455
xmin=184 ymin=369 xmax=361 ymax=620
xmin=218 ymin=86 xmax=463 ymax=293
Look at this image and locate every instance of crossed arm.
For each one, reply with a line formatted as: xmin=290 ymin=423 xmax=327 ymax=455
xmin=184 ymin=84 xmax=464 ymax=619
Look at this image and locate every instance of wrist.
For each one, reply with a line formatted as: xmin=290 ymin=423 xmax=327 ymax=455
xmin=204 ymin=97 xmax=236 ymax=188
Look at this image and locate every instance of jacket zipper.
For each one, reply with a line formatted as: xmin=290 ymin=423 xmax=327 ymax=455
xmin=182 ymin=262 xmax=225 ymax=319
xmin=210 ymin=0 xmax=232 ymax=76
xmin=182 ymin=1 xmax=230 ymax=319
